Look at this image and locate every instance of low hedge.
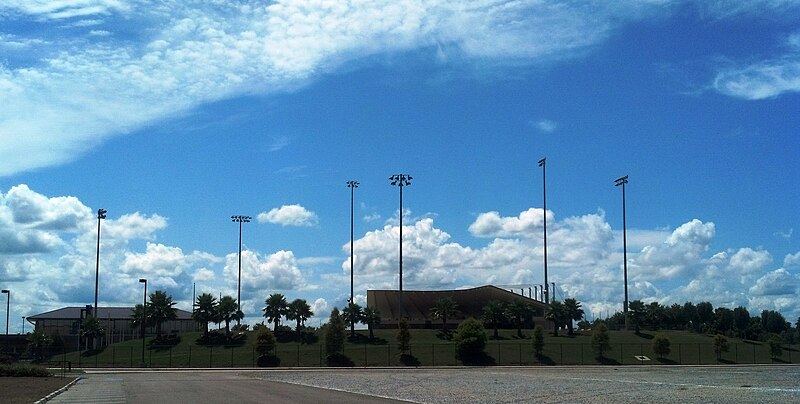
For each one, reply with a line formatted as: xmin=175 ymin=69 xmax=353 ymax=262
xmin=0 ymin=363 xmax=53 ymax=377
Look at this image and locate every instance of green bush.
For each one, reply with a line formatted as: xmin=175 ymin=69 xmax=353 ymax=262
xmin=454 ymin=318 xmax=488 ymax=363
xmin=0 ymin=363 xmax=52 ymax=377
xmin=652 ymin=334 xmax=671 ymax=358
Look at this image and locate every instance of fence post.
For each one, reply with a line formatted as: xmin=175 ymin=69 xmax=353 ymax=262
xmin=432 ymin=344 xmax=435 ymax=367
xmin=209 ymin=346 xmax=213 ymax=368
xmin=519 ymin=343 xmax=522 ymax=365
xmin=231 ymin=346 xmax=234 ymax=367
xmin=112 ymin=346 xmax=115 ymax=367
xmin=678 ymin=343 xmax=682 ymax=364
xmin=560 ymin=344 xmax=563 ymax=365
xmin=188 ymin=346 xmax=192 ymax=367
xmin=130 ymin=346 xmax=133 ymax=368
xmin=388 ymin=344 xmax=391 ymax=366
xmin=698 ymin=344 xmax=701 ymax=365
xmin=297 ymin=344 xmax=300 ymax=367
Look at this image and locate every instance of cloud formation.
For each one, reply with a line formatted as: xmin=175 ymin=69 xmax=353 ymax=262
xmin=257 ymin=204 xmax=319 ymax=227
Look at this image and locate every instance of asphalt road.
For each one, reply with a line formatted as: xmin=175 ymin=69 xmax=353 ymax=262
xmin=46 ymin=365 xmax=800 ymax=404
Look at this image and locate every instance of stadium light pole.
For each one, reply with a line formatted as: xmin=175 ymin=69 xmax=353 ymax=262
xmin=615 ymin=175 xmax=630 ymax=331
xmin=93 ymin=208 xmax=107 ymax=318
xmin=389 ymin=174 xmax=411 ymax=319
xmin=538 ymin=158 xmax=549 ymax=304
xmin=139 ymin=278 xmax=147 ymax=366
xmin=551 ymin=282 xmax=556 ymax=301
xmin=1 ymin=290 xmax=9 ymax=335
xmin=22 ymin=316 xmax=25 ymax=334
xmin=347 ymin=181 xmax=360 ymax=304
xmin=231 ymin=215 xmax=251 ymax=327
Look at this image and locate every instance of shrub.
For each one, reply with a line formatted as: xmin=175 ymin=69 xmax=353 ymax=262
xmin=532 ymin=325 xmax=545 ymax=358
xmin=454 ymin=318 xmax=487 ymax=363
xmin=591 ymin=322 xmax=611 ymax=359
xmin=325 ymin=308 xmax=346 ymax=357
xmin=652 ymin=334 xmax=671 ymax=358
xmin=254 ymin=328 xmax=276 ymax=356
xmin=0 ymin=363 xmax=52 ymax=377
xmin=274 ymin=325 xmax=295 ymax=343
xmin=712 ymin=334 xmax=729 ymax=360
xmin=396 ymin=318 xmax=411 ymax=355
xmin=767 ymin=334 xmax=784 ymax=359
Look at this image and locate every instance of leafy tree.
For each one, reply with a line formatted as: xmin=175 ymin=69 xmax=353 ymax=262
xmin=80 ymin=316 xmax=106 ymax=349
xmin=767 ymin=334 xmax=784 ymax=360
xmin=664 ymin=303 xmax=684 ymax=330
xmin=286 ymin=298 xmax=314 ymax=332
xmin=482 ymin=300 xmax=506 ymax=339
xmin=714 ymin=307 xmax=734 ymax=334
xmin=192 ymin=293 xmax=217 ymax=336
xmin=255 ymin=328 xmax=280 ymax=367
xmin=532 ymin=325 xmax=545 ymax=358
xmin=263 ymin=293 xmax=289 ymax=331
xmin=396 ymin=318 xmax=411 ymax=355
xmin=130 ymin=304 xmax=149 ymax=338
xmin=652 ymin=334 xmax=671 ymax=359
xmin=628 ymin=300 xmax=645 ymax=333
xmin=325 ymin=307 xmax=346 ymax=357
xmin=342 ymin=302 xmax=363 ymax=338
xmin=507 ymin=300 xmax=534 ymax=338
xmin=454 ymin=318 xmax=487 ymax=362
xmin=712 ymin=334 xmax=729 ymax=360
xmin=26 ymin=329 xmax=53 ymax=360
xmin=761 ymin=310 xmax=789 ymax=334
xmin=645 ymin=302 xmax=665 ymax=330
xmin=545 ymin=301 xmax=567 ymax=336
xmin=362 ymin=306 xmax=381 ymax=340
xmin=148 ymin=290 xmax=177 ymax=338
xmin=733 ymin=306 xmax=751 ymax=339
xmin=591 ymin=322 xmax=611 ymax=359
xmin=696 ymin=302 xmax=714 ymax=331
xmin=430 ymin=296 xmax=460 ymax=333
xmin=216 ymin=295 xmax=240 ymax=337
xmin=563 ymin=298 xmax=584 ymax=335
xmin=682 ymin=302 xmax=698 ymax=331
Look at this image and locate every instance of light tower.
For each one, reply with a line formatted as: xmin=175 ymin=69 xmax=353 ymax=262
xmin=389 ymin=174 xmax=412 ymax=319
xmin=538 ymin=158 xmax=549 ymax=304
xmin=615 ymin=175 xmax=630 ymax=331
xmin=231 ymin=215 xmax=251 ymax=326
xmin=93 ymin=208 xmax=107 ymax=318
xmin=346 ymin=180 xmax=359 ymax=304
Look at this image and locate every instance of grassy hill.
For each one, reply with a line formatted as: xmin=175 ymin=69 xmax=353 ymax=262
xmin=53 ymin=328 xmax=799 ymax=368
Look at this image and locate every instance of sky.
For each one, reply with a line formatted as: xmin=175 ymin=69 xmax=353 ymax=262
xmin=1 ymin=0 xmax=799 ymax=334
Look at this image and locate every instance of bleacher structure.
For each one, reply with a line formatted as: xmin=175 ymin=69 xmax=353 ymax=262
xmin=366 ymin=285 xmax=550 ymax=329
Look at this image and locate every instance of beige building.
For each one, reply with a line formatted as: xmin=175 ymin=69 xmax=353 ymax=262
xmin=367 ymin=285 xmax=550 ymax=329
xmin=27 ymin=306 xmax=194 ymax=351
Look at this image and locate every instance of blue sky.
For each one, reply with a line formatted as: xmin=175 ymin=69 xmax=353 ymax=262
xmin=1 ymin=1 xmax=799 ymax=333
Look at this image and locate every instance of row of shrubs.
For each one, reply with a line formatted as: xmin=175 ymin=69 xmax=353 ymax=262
xmin=0 ymin=363 xmax=52 ymax=377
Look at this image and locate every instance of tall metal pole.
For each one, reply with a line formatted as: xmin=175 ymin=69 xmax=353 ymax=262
xmin=139 ymin=279 xmax=147 ymax=366
xmin=538 ymin=158 xmax=548 ymax=304
xmin=1 ymin=290 xmax=9 ymax=335
xmin=389 ymin=174 xmax=412 ymax=319
xmin=347 ymin=181 xmax=359 ymax=304
xmin=231 ymin=215 xmax=251 ymax=327
xmin=93 ymin=209 xmax=107 ymax=318
xmin=615 ymin=175 xmax=630 ymax=331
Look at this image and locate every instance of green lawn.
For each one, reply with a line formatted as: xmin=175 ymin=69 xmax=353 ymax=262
xmin=50 ymin=328 xmax=799 ymax=368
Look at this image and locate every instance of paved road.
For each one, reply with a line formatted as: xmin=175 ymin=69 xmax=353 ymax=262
xmin=46 ymin=365 xmax=800 ymax=404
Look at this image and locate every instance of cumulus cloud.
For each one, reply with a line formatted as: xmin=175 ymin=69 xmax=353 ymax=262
xmin=749 ymin=268 xmax=798 ymax=296
xmin=257 ymin=204 xmax=318 ymax=227
xmin=631 ymin=219 xmax=715 ymax=280
xmin=469 ymin=208 xmax=551 ymax=238
xmin=230 ymin=250 xmax=306 ymax=295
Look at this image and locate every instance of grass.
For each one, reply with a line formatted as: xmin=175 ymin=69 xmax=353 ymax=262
xmin=46 ymin=328 xmax=800 ymax=368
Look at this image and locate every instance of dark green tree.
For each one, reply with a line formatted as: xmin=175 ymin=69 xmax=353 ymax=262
xmin=532 ymin=325 xmax=545 ymax=359
xmin=482 ymin=300 xmax=506 ymax=339
xmin=286 ymin=298 xmax=314 ymax=332
xmin=263 ymin=293 xmax=289 ymax=331
xmin=454 ymin=318 xmax=487 ymax=362
xmin=761 ymin=310 xmax=789 ymax=334
xmin=563 ymin=298 xmax=584 ymax=335
xmin=216 ymin=295 xmax=240 ymax=337
xmin=629 ymin=300 xmax=645 ymax=333
xmin=192 ymin=293 xmax=217 ymax=336
xmin=652 ymin=334 xmax=671 ymax=359
xmin=396 ymin=318 xmax=411 ymax=355
xmin=80 ymin=316 xmax=106 ymax=349
xmin=645 ymin=302 xmax=665 ymax=330
xmin=342 ymin=302 xmax=363 ymax=338
xmin=545 ymin=301 xmax=567 ymax=336
xmin=26 ymin=329 xmax=53 ymax=360
xmin=767 ymin=334 xmax=784 ymax=360
xmin=591 ymin=322 xmax=611 ymax=359
xmin=325 ymin=307 xmax=346 ymax=357
xmin=733 ymin=306 xmax=750 ymax=339
xmin=714 ymin=307 xmax=734 ymax=334
xmin=696 ymin=302 xmax=714 ymax=330
xmin=255 ymin=328 xmax=280 ymax=367
xmin=430 ymin=296 xmax=460 ymax=333
xmin=130 ymin=304 xmax=149 ymax=338
xmin=148 ymin=290 xmax=177 ymax=339
xmin=506 ymin=300 xmax=533 ymax=338
xmin=712 ymin=334 xmax=729 ymax=361
xmin=362 ymin=306 xmax=381 ymax=340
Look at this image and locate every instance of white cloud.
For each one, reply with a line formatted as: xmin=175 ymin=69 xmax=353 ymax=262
xmin=749 ymin=268 xmax=798 ymax=296
xmin=631 ymin=219 xmax=715 ymax=280
xmin=469 ymin=208 xmax=551 ymax=238
xmin=784 ymin=251 xmax=800 ymax=268
xmin=0 ymin=0 xmax=686 ymax=176
xmin=533 ymin=119 xmax=558 ymax=133
xmin=231 ymin=250 xmax=306 ymax=294
xmin=257 ymin=204 xmax=318 ymax=227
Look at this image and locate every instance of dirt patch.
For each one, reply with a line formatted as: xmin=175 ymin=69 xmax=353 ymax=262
xmin=0 ymin=376 xmax=76 ymax=403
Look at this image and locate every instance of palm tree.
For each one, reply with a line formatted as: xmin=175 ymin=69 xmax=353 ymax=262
xmin=362 ymin=306 xmax=381 ymax=340
xmin=148 ymin=290 xmax=177 ymax=339
xmin=286 ymin=298 xmax=314 ymax=331
xmin=482 ymin=300 xmax=506 ymax=339
xmin=263 ymin=293 xmax=289 ymax=331
xmin=430 ymin=296 xmax=460 ymax=333
xmin=506 ymin=300 xmax=533 ymax=338
xmin=216 ymin=295 xmax=240 ymax=337
xmin=342 ymin=302 xmax=363 ymax=338
xmin=192 ymin=293 xmax=217 ymax=336
xmin=80 ymin=317 xmax=105 ymax=350
xmin=130 ymin=304 xmax=149 ymax=338
xmin=563 ymin=298 xmax=585 ymax=336
xmin=545 ymin=301 xmax=567 ymax=336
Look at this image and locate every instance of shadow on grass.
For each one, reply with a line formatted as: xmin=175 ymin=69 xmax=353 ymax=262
xmin=596 ymin=356 xmax=621 ymax=365
xmin=326 ymin=353 xmax=354 ymax=367
xmin=656 ymin=357 xmax=678 ymax=365
xmin=636 ymin=332 xmax=655 ymax=340
xmin=771 ymin=357 xmax=790 ymax=364
xmin=458 ymin=352 xmax=496 ymax=366
xmin=535 ymin=354 xmax=555 ymax=366
xmin=399 ymin=354 xmax=420 ymax=366
xmin=347 ymin=334 xmax=388 ymax=345
xmin=718 ymin=358 xmax=735 ymax=364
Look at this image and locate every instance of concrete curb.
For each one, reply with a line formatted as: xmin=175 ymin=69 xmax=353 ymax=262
xmin=34 ymin=376 xmax=82 ymax=404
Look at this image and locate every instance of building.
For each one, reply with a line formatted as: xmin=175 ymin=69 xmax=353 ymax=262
xmin=26 ymin=306 xmax=194 ymax=351
xmin=367 ymin=285 xmax=550 ymax=329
